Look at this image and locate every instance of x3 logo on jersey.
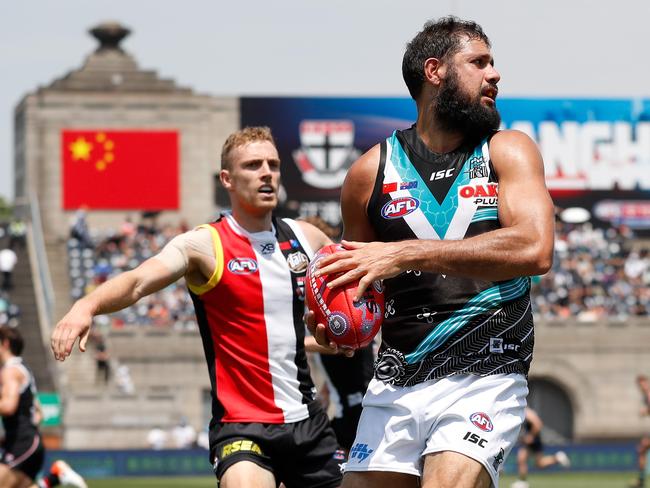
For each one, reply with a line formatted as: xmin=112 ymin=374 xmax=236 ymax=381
xmin=259 ymin=242 xmax=275 ymax=255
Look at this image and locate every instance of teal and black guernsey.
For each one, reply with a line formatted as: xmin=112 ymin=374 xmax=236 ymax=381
xmin=366 ymin=126 xmax=533 ymax=386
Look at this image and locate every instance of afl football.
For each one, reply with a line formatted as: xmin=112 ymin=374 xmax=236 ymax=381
xmin=305 ymin=244 xmax=384 ymax=349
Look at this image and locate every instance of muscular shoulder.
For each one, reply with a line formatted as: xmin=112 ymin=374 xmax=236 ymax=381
xmin=341 ymin=144 xmax=381 ymax=206
xmin=1 ymin=364 xmax=24 ymax=384
xmin=345 ymin=143 xmax=381 ymax=187
xmin=489 ymin=130 xmax=542 ymax=167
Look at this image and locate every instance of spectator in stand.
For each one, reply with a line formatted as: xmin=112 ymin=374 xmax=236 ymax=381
xmin=69 ymin=209 xmax=92 ymax=249
xmin=0 ymin=247 xmax=17 ymax=292
xmin=8 ymin=220 xmax=26 ymax=250
xmin=147 ymin=426 xmax=167 ymax=450
xmin=171 ymin=417 xmax=197 ymax=449
xmin=91 ymin=332 xmax=110 ymax=385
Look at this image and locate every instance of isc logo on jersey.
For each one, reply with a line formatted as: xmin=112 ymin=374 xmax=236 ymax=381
xmin=227 ymin=257 xmax=258 ymax=274
xmin=381 ymin=197 xmax=420 ymax=219
xmin=470 ymin=412 xmax=494 ymax=432
xmin=459 ymin=183 xmax=498 ymax=206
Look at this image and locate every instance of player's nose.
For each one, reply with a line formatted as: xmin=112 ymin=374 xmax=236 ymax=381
xmin=486 ymin=65 xmax=500 ymax=85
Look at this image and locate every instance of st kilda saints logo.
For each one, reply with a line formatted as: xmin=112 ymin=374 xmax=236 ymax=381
xmin=286 ymin=251 xmax=309 ymax=273
xmin=292 ymin=120 xmax=361 ymax=189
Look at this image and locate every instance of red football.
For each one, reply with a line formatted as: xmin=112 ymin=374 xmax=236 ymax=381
xmin=306 ymin=244 xmax=384 ymax=349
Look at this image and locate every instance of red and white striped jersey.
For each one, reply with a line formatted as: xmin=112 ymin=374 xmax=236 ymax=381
xmin=189 ymin=213 xmax=318 ymax=424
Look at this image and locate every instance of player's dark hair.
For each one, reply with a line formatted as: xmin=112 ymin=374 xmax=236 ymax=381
xmin=0 ymin=326 xmax=24 ymax=356
xmin=402 ymin=16 xmax=491 ymax=100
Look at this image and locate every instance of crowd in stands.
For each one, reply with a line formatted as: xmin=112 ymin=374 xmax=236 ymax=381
xmin=66 ymin=212 xmax=650 ymax=328
xmin=67 ymin=212 xmax=196 ymax=330
xmin=532 ymin=221 xmax=650 ymax=321
xmin=0 ymin=220 xmax=25 ymax=328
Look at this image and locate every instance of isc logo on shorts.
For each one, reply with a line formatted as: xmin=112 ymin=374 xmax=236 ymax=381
xmin=470 ymin=412 xmax=494 ymax=432
xmin=381 ymin=197 xmax=420 ymax=219
xmin=220 ymin=439 xmax=263 ymax=458
xmin=227 ymin=257 xmax=258 ymax=274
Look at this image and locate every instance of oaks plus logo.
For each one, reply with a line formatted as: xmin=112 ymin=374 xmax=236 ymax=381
xmin=227 ymin=257 xmax=258 ymax=274
xmin=459 ymin=183 xmax=498 ymax=206
xmin=381 ymin=197 xmax=420 ymax=219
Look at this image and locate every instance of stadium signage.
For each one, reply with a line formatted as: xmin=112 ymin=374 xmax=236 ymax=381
xmin=509 ymin=121 xmax=650 ymax=190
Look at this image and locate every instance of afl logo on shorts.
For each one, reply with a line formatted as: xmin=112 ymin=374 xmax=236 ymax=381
xmin=470 ymin=412 xmax=494 ymax=432
xmin=227 ymin=257 xmax=258 ymax=274
xmin=381 ymin=197 xmax=419 ymax=219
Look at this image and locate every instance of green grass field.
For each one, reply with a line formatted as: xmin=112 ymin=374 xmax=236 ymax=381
xmin=84 ymin=472 xmax=638 ymax=487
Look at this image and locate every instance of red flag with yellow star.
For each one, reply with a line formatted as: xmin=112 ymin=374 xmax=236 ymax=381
xmin=62 ymin=130 xmax=179 ymax=209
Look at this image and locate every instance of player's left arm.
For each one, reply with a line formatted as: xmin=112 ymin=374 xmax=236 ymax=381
xmin=318 ymin=130 xmax=555 ymax=298
xmin=0 ymin=367 xmax=24 ymax=416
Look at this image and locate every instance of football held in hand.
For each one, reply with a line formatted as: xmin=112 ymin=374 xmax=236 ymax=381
xmin=306 ymin=244 xmax=384 ymax=349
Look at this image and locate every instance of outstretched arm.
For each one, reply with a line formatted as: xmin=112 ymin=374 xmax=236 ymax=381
xmin=52 ymin=258 xmax=183 ymax=361
xmin=317 ymin=131 xmax=555 ymax=299
xmin=51 ymin=228 xmax=214 ymax=361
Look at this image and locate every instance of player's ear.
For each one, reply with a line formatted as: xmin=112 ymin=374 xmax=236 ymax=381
xmin=220 ymin=169 xmax=232 ymax=190
xmin=424 ymin=57 xmax=443 ymax=86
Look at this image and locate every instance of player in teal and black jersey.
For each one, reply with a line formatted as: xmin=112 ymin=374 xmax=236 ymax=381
xmin=309 ymin=16 xmax=555 ymax=488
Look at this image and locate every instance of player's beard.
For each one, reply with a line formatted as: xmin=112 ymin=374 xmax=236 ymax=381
xmin=434 ymin=67 xmax=501 ymax=139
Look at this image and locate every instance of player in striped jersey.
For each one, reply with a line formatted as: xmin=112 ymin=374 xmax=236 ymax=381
xmin=52 ymin=127 xmax=344 ymax=488
xmin=309 ymin=17 xmax=555 ymax=488
xmin=0 ymin=326 xmax=87 ymax=488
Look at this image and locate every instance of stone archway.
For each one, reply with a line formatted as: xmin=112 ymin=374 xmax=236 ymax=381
xmin=527 ymin=377 xmax=574 ymax=442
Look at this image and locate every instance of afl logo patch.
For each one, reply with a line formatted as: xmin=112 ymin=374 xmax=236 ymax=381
xmin=227 ymin=257 xmax=258 ymax=274
xmin=286 ymin=251 xmax=309 ymax=273
xmin=470 ymin=412 xmax=494 ymax=432
xmin=328 ymin=312 xmax=350 ymax=336
xmin=381 ymin=197 xmax=420 ymax=219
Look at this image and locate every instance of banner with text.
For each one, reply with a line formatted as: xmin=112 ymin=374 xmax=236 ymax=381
xmin=241 ymin=97 xmax=650 ymax=229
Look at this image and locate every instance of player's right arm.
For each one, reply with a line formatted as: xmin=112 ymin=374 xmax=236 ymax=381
xmin=340 ymin=144 xmax=380 ymax=243
xmin=0 ymin=366 xmax=25 ymax=416
xmin=51 ymin=227 xmax=215 ymax=361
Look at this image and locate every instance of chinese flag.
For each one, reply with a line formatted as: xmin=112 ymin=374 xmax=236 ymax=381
xmin=62 ymin=130 xmax=179 ymax=210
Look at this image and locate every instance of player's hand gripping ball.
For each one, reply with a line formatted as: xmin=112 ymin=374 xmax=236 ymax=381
xmin=306 ymin=244 xmax=384 ymax=350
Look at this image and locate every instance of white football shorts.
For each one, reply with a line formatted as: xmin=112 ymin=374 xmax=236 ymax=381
xmin=344 ymin=373 xmax=528 ymax=487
